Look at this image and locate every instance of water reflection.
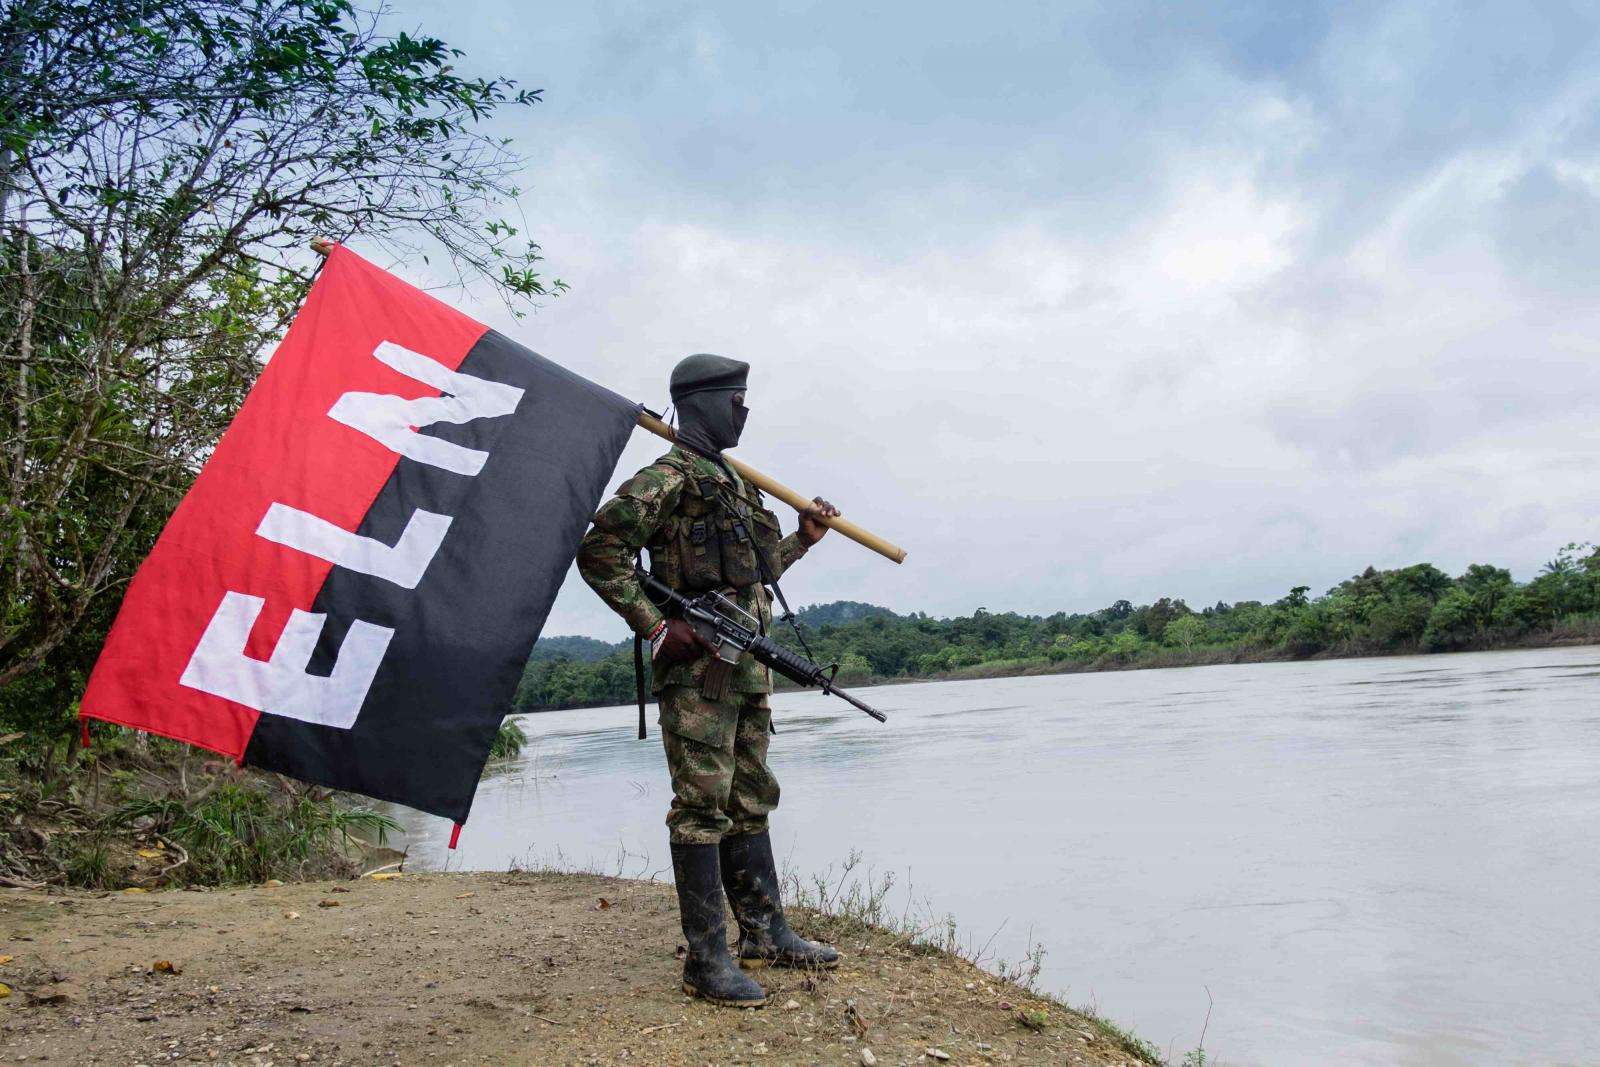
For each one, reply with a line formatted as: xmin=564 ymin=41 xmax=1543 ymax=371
xmin=385 ymin=645 xmax=1600 ymax=1067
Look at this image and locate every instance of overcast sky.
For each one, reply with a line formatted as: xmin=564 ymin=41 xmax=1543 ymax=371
xmin=378 ymin=0 xmax=1600 ymax=641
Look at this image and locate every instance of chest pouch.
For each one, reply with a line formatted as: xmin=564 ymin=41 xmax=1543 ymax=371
xmin=718 ymin=488 xmax=783 ymax=588
xmin=666 ymin=477 xmax=726 ymax=591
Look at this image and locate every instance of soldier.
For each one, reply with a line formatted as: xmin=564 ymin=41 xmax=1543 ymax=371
xmin=576 ymin=353 xmax=842 ymax=1008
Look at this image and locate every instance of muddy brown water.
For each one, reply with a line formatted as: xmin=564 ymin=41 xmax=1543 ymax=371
xmin=385 ymin=645 xmax=1600 ymax=1066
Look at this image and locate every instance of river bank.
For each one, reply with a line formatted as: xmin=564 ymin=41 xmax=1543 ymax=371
xmin=519 ymin=620 xmax=1600 ymax=713
xmin=906 ymin=617 xmax=1600 ymax=688
xmin=430 ymin=646 xmax=1600 ymax=1064
xmin=1 ymin=870 xmax=1162 ymax=1066
xmin=516 ymin=548 xmax=1600 ymax=712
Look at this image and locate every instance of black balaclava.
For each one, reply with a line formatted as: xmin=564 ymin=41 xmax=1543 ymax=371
xmin=669 ymin=353 xmax=750 ymax=458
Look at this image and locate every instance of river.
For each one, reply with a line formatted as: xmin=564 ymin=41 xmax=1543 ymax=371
xmin=384 ymin=645 xmax=1600 ymax=1066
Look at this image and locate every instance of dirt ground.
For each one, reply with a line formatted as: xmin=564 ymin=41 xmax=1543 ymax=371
xmin=0 ymin=871 xmax=1151 ymax=1066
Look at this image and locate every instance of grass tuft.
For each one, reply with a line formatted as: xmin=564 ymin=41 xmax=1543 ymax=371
xmin=489 ymin=717 xmax=527 ymax=760
xmin=114 ymin=784 xmax=396 ymax=886
xmin=781 ymin=851 xmax=1165 ymax=1064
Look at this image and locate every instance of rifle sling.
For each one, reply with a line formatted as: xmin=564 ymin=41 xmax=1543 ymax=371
xmin=633 ymin=549 xmax=648 ymax=739
xmin=634 ymin=632 xmax=647 ymax=740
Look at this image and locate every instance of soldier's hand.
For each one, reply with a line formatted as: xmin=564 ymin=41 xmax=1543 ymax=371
xmin=652 ymin=618 xmax=710 ymax=665
xmin=798 ymin=497 xmax=840 ymax=546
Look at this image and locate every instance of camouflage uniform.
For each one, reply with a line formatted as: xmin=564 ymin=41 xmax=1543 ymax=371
xmin=577 ymin=445 xmax=810 ymax=844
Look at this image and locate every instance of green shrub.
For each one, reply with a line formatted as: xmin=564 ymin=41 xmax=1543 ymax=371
xmin=490 ymin=718 xmax=527 ymax=760
xmin=114 ymin=784 xmax=396 ymax=886
xmin=1423 ymin=587 xmax=1480 ymax=650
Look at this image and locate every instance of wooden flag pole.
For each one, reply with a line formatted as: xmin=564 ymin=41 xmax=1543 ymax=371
xmin=634 ymin=411 xmax=907 ymax=565
xmin=309 ymin=240 xmax=908 ymax=564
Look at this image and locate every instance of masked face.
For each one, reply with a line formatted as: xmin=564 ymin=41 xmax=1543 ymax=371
xmin=668 ymin=353 xmax=751 ymax=457
xmin=675 ymin=388 xmax=747 ymax=456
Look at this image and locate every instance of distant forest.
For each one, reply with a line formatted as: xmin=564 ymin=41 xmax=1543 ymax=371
xmin=516 ymin=541 xmax=1600 ymax=712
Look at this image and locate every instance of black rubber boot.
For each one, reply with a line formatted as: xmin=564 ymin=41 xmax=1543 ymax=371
xmin=720 ymin=831 xmax=841 ymax=969
xmin=670 ymin=842 xmax=768 ymax=1007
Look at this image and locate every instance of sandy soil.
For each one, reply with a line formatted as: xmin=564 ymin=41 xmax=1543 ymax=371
xmin=0 ymin=871 xmax=1149 ymax=1066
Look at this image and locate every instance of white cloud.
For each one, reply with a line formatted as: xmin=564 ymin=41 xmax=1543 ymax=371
xmin=374 ymin=1 xmax=1600 ymax=638
xmin=494 ymin=134 xmax=1595 ymax=639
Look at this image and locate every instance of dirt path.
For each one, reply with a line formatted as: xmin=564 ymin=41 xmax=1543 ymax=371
xmin=1 ymin=871 xmax=1150 ymax=1066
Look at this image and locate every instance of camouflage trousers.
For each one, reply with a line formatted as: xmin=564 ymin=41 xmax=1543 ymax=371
xmin=658 ymin=684 xmax=780 ymax=845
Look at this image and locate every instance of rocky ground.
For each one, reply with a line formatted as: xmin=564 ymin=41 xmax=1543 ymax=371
xmin=1 ymin=871 xmax=1154 ymax=1066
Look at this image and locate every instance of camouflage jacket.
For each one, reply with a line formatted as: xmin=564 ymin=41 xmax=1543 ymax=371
xmin=577 ymin=446 xmax=810 ymax=694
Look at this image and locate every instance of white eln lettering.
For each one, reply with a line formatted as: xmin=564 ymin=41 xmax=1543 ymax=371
xmin=327 ymin=340 xmax=525 ymax=475
xmin=256 ymin=502 xmax=451 ymax=590
xmin=179 ymin=592 xmax=393 ymax=730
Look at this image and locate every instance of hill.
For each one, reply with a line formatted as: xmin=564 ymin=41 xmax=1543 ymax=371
xmin=527 ymin=634 xmax=628 ymax=663
xmin=794 ymin=599 xmax=901 ymax=627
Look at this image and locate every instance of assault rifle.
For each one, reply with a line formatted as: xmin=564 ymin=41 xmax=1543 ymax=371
xmin=635 ymin=568 xmax=887 ymax=723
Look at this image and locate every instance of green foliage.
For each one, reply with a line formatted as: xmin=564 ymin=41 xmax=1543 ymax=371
xmin=1140 ymin=597 xmax=1187 ymax=642
xmin=115 ymin=784 xmax=396 ymax=886
xmin=516 ymin=651 xmax=646 ymax=711
xmin=2 ymin=0 xmax=558 ymax=733
xmin=527 ymin=635 xmax=627 ymax=664
xmin=515 ymin=542 xmax=1600 ymax=710
xmin=835 ymin=651 xmax=873 ymax=683
xmin=489 ymin=717 xmax=526 ymax=760
xmin=1 ymin=727 xmax=393 ymax=889
xmin=794 ymin=601 xmax=900 ymax=627
xmin=1165 ymin=613 xmax=1206 ymax=651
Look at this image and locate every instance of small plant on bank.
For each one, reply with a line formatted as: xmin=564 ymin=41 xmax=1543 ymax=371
xmin=0 ymin=727 xmax=395 ymax=890
xmin=1076 ymin=1003 xmax=1166 ymax=1063
xmin=115 ymin=785 xmax=396 ymax=886
xmin=489 ymin=718 xmax=528 ymax=760
xmin=782 ymin=852 xmax=1163 ymax=1065
xmin=1016 ymin=1006 xmax=1050 ymax=1031
xmin=995 ymin=938 xmax=1048 ymax=992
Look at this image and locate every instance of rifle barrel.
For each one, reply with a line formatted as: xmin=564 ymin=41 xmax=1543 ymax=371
xmin=828 ymin=684 xmax=888 ymax=723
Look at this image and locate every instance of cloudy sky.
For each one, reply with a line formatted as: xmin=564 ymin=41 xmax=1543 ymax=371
xmin=381 ymin=0 xmax=1600 ymax=641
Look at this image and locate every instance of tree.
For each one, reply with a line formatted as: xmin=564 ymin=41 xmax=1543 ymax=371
xmin=1141 ymin=596 xmax=1187 ymax=643
xmin=1 ymin=0 xmax=558 ymax=710
xmin=835 ymin=652 xmax=873 ymax=683
xmin=1458 ymin=563 xmax=1513 ymax=622
xmin=1363 ymin=594 xmax=1433 ymax=649
xmin=1422 ymin=588 xmax=1479 ymax=651
xmin=1283 ymin=605 xmax=1331 ymax=657
xmin=1165 ymin=613 xmax=1205 ymax=652
xmin=1107 ymin=630 xmax=1144 ymax=662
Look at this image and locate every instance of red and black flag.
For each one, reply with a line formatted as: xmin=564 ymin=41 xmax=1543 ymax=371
xmin=79 ymin=246 xmax=638 ymax=825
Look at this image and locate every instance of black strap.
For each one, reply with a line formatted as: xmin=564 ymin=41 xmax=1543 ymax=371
xmin=632 ymin=548 xmax=648 ymax=740
xmin=633 ymin=632 xmax=647 ymax=740
xmin=719 ymin=459 xmax=819 ymax=663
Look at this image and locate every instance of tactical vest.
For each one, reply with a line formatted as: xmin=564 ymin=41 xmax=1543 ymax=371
xmin=648 ymin=452 xmax=783 ymax=593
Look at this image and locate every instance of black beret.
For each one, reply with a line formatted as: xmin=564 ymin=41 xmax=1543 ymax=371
xmin=669 ymin=353 xmax=749 ymax=401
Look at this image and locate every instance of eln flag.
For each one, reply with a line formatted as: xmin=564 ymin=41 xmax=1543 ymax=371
xmin=80 ymin=246 xmax=639 ymax=824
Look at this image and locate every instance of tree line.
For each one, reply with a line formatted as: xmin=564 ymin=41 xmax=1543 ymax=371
xmin=2 ymin=0 xmax=554 ymax=746
xmin=515 ymin=542 xmax=1600 ymax=711
xmin=1 ymin=0 xmax=552 ymax=890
